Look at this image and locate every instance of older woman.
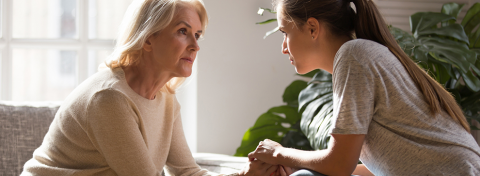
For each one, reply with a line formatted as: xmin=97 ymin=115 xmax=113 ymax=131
xmin=21 ymin=0 xmax=277 ymax=175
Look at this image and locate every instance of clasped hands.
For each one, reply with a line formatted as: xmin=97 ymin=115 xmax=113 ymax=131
xmin=238 ymin=139 xmax=295 ymax=176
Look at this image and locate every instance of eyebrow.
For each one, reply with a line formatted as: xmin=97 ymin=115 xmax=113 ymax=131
xmin=176 ymin=21 xmax=203 ymax=34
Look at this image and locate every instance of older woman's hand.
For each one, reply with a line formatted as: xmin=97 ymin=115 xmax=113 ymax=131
xmin=238 ymin=159 xmax=278 ymax=176
xmin=275 ymin=165 xmax=294 ymax=176
xmin=248 ymin=139 xmax=284 ymax=165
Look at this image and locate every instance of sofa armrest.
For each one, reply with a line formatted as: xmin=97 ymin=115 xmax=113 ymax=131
xmin=193 ymin=153 xmax=248 ymax=174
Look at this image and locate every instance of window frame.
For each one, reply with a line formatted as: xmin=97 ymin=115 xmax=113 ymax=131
xmin=0 ymin=0 xmax=115 ymax=100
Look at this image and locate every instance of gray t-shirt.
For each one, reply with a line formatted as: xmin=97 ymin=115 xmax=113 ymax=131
xmin=331 ymin=39 xmax=480 ymax=176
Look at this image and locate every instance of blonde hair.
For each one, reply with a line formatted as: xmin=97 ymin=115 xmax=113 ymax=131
xmin=107 ymin=0 xmax=208 ymax=94
xmin=275 ymin=0 xmax=470 ymax=132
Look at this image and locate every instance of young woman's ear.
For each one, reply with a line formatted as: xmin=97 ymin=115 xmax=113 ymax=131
xmin=306 ymin=17 xmax=321 ymax=40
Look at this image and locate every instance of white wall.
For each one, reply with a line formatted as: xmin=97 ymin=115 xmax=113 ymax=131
xmin=196 ymin=0 xmax=299 ymax=155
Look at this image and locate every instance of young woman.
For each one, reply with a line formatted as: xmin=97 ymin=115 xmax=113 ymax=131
xmin=21 ymin=0 xmax=277 ymax=175
xmin=248 ymin=0 xmax=480 ymax=175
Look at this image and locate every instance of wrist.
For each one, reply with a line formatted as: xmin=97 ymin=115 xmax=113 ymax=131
xmin=273 ymin=146 xmax=285 ymax=165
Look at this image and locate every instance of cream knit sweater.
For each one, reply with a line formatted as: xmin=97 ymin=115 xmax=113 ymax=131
xmin=22 ymin=67 xmax=213 ymax=176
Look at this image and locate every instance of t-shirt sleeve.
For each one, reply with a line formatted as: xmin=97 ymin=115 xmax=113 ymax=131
xmin=331 ymin=46 xmax=375 ymax=135
xmin=163 ymin=98 xmax=216 ymax=176
xmin=85 ymin=89 xmax=162 ymax=176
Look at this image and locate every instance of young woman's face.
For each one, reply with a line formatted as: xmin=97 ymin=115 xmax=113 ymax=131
xmin=146 ymin=5 xmax=202 ymax=78
xmin=277 ymin=10 xmax=318 ymax=74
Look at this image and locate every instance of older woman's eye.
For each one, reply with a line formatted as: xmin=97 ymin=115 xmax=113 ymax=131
xmin=179 ymin=28 xmax=187 ymax=35
xmin=195 ymin=34 xmax=200 ymax=40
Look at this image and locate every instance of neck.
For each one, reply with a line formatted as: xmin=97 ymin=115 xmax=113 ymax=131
xmin=318 ymin=35 xmax=352 ymax=74
xmin=122 ymin=58 xmax=173 ymax=100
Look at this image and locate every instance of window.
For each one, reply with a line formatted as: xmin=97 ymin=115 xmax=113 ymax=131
xmin=0 ymin=0 xmax=133 ymax=101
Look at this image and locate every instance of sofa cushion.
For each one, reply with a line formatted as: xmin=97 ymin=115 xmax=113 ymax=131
xmin=0 ymin=101 xmax=60 ymax=176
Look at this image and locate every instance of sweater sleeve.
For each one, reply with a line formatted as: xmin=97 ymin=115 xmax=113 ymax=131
xmin=85 ymin=89 xmax=161 ymax=176
xmin=163 ymin=98 xmax=217 ymax=176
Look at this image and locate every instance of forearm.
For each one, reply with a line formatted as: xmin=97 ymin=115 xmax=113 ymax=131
xmin=276 ymin=148 xmax=354 ymax=176
xmin=250 ymin=135 xmax=363 ymax=176
xmin=276 ymin=147 xmax=323 ymax=169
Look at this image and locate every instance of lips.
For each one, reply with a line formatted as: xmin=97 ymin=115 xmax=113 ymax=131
xmin=181 ymin=57 xmax=194 ymax=64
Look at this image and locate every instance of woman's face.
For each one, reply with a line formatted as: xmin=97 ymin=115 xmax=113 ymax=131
xmin=277 ymin=9 xmax=319 ymax=74
xmin=145 ymin=5 xmax=202 ymax=78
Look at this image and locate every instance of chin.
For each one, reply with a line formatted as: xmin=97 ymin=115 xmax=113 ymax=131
xmin=294 ymin=67 xmax=312 ymax=75
xmin=180 ymin=70 xmax=193 ymax=77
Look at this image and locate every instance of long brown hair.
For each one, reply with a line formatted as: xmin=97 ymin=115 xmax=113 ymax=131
xmin=274 ymin=0 xmax=470 ymax=132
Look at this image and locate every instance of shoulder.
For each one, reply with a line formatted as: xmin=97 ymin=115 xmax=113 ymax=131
xmin=334 ymin=39 xmax=396 ymax=71
xmin=58 ymin=68 xmax=122 ymax=110
xmin=336 ymin=39 xmax=388 ymax=60
xmin=87 ymin=88 xmax=131 ymax=110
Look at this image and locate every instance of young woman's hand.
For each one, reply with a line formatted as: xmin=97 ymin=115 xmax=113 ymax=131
xmin=238 ymin=159 xmax=278 ymax=176
xmin=248 ymin=139 xmax=284 ymax=165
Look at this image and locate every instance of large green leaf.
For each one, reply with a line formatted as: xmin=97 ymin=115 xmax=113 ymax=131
xmin=431 ymin=62 xmax=452 ymax=85
xmin=442 ymin=3 xmax=465 ymax=18
xmin=410 ymin=12 xmax=455 ymax=34
xmin=461 ymin=71 xmax=480 ymax=92
xmin=298 ymin=69 xmax=321 ymax=78
xmin=416 ymin=37 xmax=475 ymax=73
xmin=234 ymin=126 xmax=286 ymax=157
xmin=280 ymin=122 xmax=314 ymax=151
xmin=461 ymin=89 xmax=480 ymax=125
xmin=301 ymin=99 xmax=333 ymax=150
xmin=416 ymin=24 xmax=469 ymax=44
xmin=462 ymin=3 xmax=480 ymax=35
xmin=462 ymin=3 xmax=480 ymax=49
xmin=441 ymin=3 xmax=465 ymax=26
xmin=389 ymin=26 xmax=416 ymax=56
xmin=298 ymin=71 xmax=333 ymax=110
xmin=459 ymin=88 xmax=480 ymax=110
xmin=234 ymin=105 xmax=301 ymax=156
xmin=283 ymin=80 xmax=308 ymax=107
xmin=269 ymin=106 xmax=302 ymax=124
xmin=298 ymin=70 xmax=334 ymax=150
xmin=469 ymin=27 xmax=480 ymax=48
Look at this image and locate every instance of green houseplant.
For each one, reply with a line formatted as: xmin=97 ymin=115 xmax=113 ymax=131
xmin=235 ymin=2 xmax=480 ymax=157
xmin=390 ymin=3 xmax=480 ymax=127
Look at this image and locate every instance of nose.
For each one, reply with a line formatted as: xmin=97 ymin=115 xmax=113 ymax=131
xmin=281 ymin=38 xmax=288 ymax=54
xmin=189 ymin=38 xmax=200 ymax=52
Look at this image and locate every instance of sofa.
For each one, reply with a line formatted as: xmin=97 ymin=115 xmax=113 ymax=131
xmin=0 ymin=101 xmax=246 ymax=175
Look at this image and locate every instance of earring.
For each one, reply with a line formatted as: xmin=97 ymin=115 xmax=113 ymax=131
xmin=312 ymin=36 xmax=314 ymax=39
